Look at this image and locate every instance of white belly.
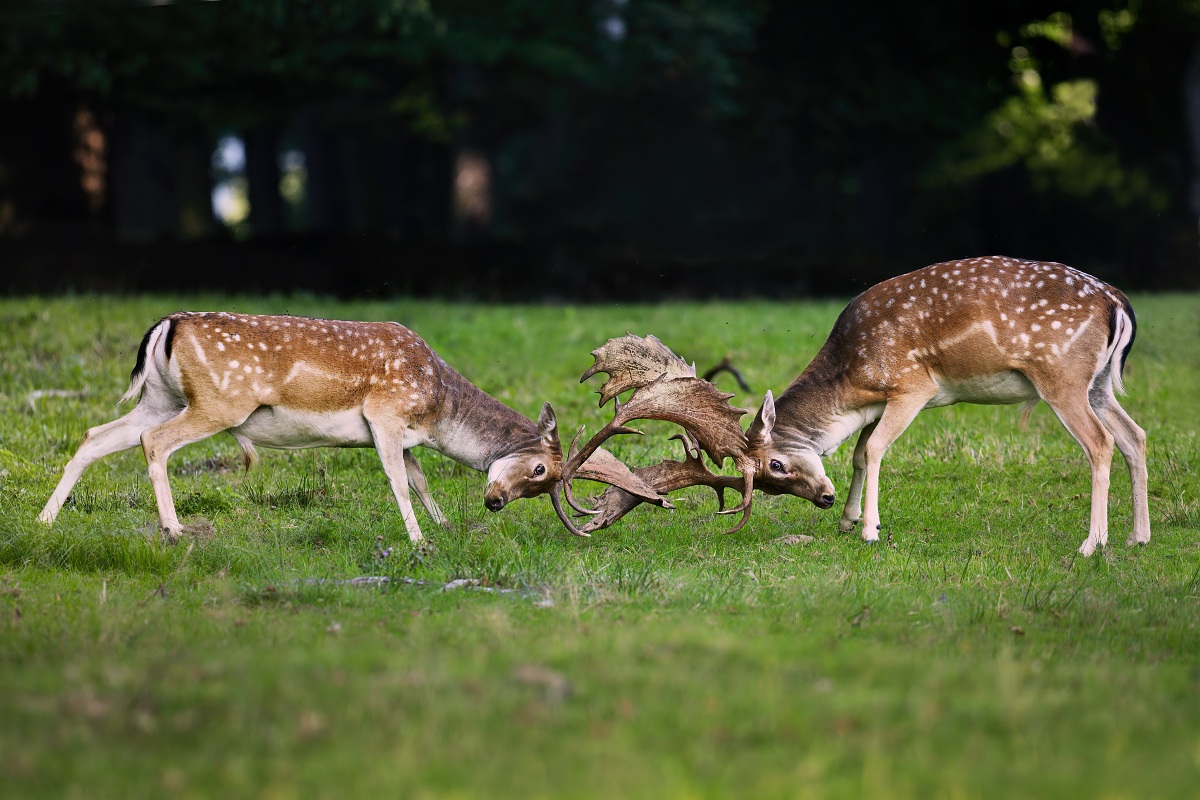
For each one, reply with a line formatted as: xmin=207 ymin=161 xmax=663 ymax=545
xmin=926 ymin=370 xmax=1039 ymax=408
xmin=232 ymin=406 xmax=374 ymax=449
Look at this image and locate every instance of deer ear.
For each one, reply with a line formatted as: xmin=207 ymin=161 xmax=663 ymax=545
xmin=537 ymin=402 xmax=558 ymax=447
xmin=747 ymin=390 xmax=775 ymax=447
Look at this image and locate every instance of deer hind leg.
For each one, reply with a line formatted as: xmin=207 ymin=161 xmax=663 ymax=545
xmin=38 ymin=401 xmax=180 ymax=525
xmin=1091 ymin=387 xmax=1150 ymax=546
xmin=141 ymin=405 xmax=253 ymax=542
xmin=839 ymin=421 xmax=878 ymax=533
xmin=404 ymin=450 xmax=448 ymax=527
xmin=1039 ymin=389 xmax=1115 ymax=556
xmin=861 ymin=390 xmax=937 ymax=542
xmin=362 ymin=408 xmax=423 ymax=543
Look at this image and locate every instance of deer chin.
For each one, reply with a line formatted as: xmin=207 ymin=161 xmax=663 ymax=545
xmin=754 ymin=472 xmax=835 ymax=508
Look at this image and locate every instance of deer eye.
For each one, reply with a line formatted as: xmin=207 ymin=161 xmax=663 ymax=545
xmin=769 ymin=459 xmax=785 ymax=473
xmin=534 ymin=464 xmax=546 ymax=476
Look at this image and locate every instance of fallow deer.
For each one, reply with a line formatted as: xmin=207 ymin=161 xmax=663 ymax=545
xmin=568 ymin=257 xmax=1149 ymax=555
xmin=38 ymin=312 xmax=662 ymax=542
xmin=746 ymin=256 xmax=1149 ymax=555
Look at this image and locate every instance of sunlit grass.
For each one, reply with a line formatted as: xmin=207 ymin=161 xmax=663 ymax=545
xmin=1 ymin=293 xmax=1198 ymax=798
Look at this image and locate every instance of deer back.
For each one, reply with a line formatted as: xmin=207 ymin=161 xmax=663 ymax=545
xmin=162 ymin=312 xmax=446 ymax=416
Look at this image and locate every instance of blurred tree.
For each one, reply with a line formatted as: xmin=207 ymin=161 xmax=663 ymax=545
xmin=0 ymin=0 xmax=1196 ymax=294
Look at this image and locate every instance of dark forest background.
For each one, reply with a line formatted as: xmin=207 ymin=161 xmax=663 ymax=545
xmin=2 ymin=0 xmax=1198 ymax=300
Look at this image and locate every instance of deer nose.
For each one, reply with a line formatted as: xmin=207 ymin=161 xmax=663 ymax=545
xmin=819 ymin=493 xmax=836 ymax=508
xmin=484 ymin=497 xmax=504 ymax=512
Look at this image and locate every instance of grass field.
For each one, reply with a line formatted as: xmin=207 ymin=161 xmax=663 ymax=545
xmin=2 ymin=293 xmax=1198 ymax=799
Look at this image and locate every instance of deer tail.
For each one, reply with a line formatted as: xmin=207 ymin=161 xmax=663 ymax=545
xmin=1106 ymin=297 xmax=1137 ymax=397
xmin=119 ymin=316 xmax=176 ymax=405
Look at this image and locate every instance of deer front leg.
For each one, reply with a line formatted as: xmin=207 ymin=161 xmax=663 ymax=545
xmin=404 ymin=450 xmax=447 ymax=527
xmin=364 ymin=412 xmax=424 ymax=543
xmin=839 ymin=421 xmax=877 ymax=533
xmin=861 ymin=392 xmax=935 ymax=542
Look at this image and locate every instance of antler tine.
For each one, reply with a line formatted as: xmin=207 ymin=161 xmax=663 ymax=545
xmin=563 ymin=475 xmax=596 ymax=517
xmin=718 ymin=498 xmax=754 ymax=535
xmin=713 ymin=454 xmax=757 ymax=535
xmin=561 ymin=419 xmax=647 ymax=485
xmin=667 ymin=431 xmax=722 ymax=508
xmin=548 ymin=422 xmax=671 ymax=538
xmin=579 ymin=431 xmax=748 ymax=534
xmin=562 ymin=426 xmax=601 ymax=515
xmin=668 ymin=431 xmax=700 ymax=463
xmin=550 ymin=484 xmax=591 ymax=537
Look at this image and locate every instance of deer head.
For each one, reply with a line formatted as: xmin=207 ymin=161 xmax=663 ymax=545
xmin=742 ymin=390 xmax=837 ymax=509
xmin=482 ymin=402 xmax=564 ymax=511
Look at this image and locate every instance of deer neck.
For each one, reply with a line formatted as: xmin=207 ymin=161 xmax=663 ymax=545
xmin=426 ymin=361 xmax=543 ymax=472
xmin=774 ymin=355 xmax=885 ymax=457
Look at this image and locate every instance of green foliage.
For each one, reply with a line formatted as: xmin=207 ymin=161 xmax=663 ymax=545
xmin=0 ymin=0 xmax=759 ymax=132
xmin=930 ymin=6 xmax=1169 ymax=216
xmin=1099 ymin=1 xmax=1140 ymax=50
xmin=1 ymin=293 xmax=1199 ymax=796
xmin=3 ymin=2 xmax=1197 ymax=278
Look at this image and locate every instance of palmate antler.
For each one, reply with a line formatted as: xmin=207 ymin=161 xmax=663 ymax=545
xmin=576 ymin=431 xmax=747 ymax=534
xmin=551 ymin=334 xmax=758 ymax=536
xmin=548 ymin=444 xmax=671 ymax=538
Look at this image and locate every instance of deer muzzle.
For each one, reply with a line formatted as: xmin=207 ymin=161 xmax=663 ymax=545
xmin=483 ymin=484 xmax=508 ymax=512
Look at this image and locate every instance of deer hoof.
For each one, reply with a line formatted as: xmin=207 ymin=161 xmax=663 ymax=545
xmin=838 ymin=517 xmax=858 ymax=533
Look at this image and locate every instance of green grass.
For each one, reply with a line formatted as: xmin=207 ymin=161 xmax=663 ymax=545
xmin=1 ymin=293 xmax=1199 ymax=798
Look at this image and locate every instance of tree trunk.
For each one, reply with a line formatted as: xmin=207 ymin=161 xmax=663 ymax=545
xmin=110 ymin=114 xmax=179 ymax=241
xmin=1183 ymin=42 xmax=1200 ymax=228
xmin=245 ymin=124 xmax=283 ymax=238
xmin=176 ymin=132 xmax=217 ymax=240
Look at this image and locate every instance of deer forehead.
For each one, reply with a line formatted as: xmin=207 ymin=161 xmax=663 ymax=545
xmin=486 ymin=454 xmax=527 ymax=484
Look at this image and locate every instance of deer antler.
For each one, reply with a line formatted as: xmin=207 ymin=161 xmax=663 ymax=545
xmin=578 ymin=432 xmax=746 ymax=533
xmin=545 ymin=428 xmax=671 ymax=538
xmin=580 ymin=333 xmax=697 ymax=406
xmin=551 ymin=334 xmax=758 ymax=536
xmin=566 ymin=440 xmax=674 ymax=517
